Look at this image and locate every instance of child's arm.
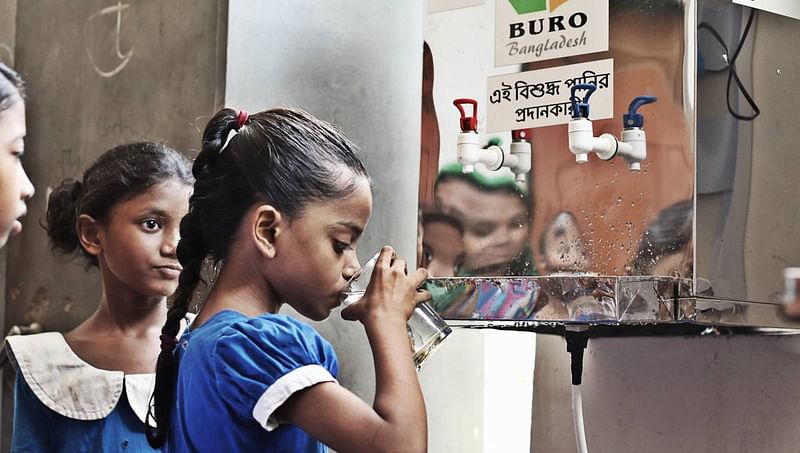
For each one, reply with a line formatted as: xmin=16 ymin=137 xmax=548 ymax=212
xmin=281 ymin=247 xmax=429 ymax=453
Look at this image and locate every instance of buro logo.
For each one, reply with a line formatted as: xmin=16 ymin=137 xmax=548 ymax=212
xmin=508 ymin=0 xmax=572 ymax=14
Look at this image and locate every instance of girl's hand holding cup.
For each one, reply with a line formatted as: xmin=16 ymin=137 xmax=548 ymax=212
xmin=341 ymin=246 xmax=450 ymax=368
xmin=341 ymin=246 xmax=429 ymax=324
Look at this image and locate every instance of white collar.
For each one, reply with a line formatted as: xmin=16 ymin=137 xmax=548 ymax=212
xmin=5 ymin=332 xmax=139 ymax=421
xmin=3 ymin=315 xmax=193 ymax=423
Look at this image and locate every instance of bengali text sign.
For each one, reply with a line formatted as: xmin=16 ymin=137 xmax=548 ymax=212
xmin=486 ymin=58 xmax=613 ymax=132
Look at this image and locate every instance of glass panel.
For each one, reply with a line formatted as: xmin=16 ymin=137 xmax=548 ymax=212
xmin=419 ymin=0 xmax=694 ymax=285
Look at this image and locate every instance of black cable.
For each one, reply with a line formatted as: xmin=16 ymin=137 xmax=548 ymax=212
xmin=565 ymin=329 xmax=589 ymax=386
xmin=698 ymin=7 xmax=760 ymax=121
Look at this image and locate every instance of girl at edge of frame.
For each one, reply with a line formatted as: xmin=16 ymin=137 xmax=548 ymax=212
xmin=146 ymin=108 xmax=430 ymax=453
xmin=5 ymin=141 xmax=193 ymax=452
xmin=0 ymin=62 xmax=34 ymax=250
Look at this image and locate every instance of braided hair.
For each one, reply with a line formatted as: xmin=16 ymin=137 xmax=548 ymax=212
xmin=146 ymin=107 xmax=368 ymax=447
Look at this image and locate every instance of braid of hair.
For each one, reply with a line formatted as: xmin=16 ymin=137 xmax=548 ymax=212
xmin=146 ymin=209 xmax=207 ymax=447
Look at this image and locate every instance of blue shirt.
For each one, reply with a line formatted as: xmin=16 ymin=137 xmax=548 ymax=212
xmin=165 ymin=310 xmax=339 ymax=453
xmin=12 ymin=373 xmax=157 ymax=453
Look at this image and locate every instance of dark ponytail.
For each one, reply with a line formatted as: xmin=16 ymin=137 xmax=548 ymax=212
xmin=147 ymin=107 xmax=368 ymax=447
xmin=45 ymin=180 xmax=84 ymax=256
xmin=45 ymin=142 xmax=192 ymax=266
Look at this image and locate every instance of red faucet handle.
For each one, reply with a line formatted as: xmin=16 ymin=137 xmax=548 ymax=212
xmin=453 ymin=98 xmax=478 ymax=132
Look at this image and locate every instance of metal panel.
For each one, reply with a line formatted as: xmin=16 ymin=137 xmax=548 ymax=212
xmin=426 ymin=275 xmax=691 ymax=323
xmin=696 ymin=1 xmax=800 ymax=307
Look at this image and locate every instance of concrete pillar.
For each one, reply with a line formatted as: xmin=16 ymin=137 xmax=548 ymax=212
xmin=224 ymin=0 xmax=424 ymax=404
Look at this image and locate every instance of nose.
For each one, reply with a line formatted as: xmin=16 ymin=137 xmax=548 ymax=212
xmin=343 ymin=252 xmax=360 ymax=281
xmin=161 ymin=225 xmax=180 ymax=257
xmin=19 ymin=164 xmax=34 ymax=200
xmin=487 ymin=228 xmax=512 ymax=247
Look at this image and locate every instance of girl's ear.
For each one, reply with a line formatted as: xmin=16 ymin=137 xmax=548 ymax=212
xmin=76 ymin=214 xmax=102 ymax=257
xmin=250 ymin=204 xmax=283 ymax=259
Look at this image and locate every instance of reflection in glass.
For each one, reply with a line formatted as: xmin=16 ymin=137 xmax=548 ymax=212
xmin=419 ymin=0 xmax=694 ymax=281
xmin=433 ymin=163 xmax=536 ymax=276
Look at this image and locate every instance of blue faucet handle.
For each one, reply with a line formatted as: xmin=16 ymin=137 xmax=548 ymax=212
xmin=623 ymin=95 xmax=657 ymax=128
xmin=570 ymin=84 xmax=597 ymax=119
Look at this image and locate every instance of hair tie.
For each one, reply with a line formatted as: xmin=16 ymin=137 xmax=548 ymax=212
xmin=159 ymin=334 xmax=179 ymax=351
xmin=220 ymin=110 xmax=250 ymax=154
xmin=236 ymin=110 xmax=249 ymax=129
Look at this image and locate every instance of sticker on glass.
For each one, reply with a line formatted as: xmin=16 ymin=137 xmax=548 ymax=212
xmin=495 ymin=0 xmax=609 ymax=66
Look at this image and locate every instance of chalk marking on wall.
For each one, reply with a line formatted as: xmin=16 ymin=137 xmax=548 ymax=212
xmin=84 ymin=1 xmax=134 ymax=78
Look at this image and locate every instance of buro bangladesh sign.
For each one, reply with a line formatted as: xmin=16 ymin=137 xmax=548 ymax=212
xmin=495 ymin=0 xmax=609 ymax=66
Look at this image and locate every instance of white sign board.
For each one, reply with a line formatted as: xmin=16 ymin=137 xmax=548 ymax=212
xmin=495 ymin=0 xmax=609 ymax=67
xmin=486 ymin=58 xmax=613 ymax=132
xmin=732 ymin=0 xmax=800 ymax=20
xmin=429 ymin=0 xmax=484 ymax=14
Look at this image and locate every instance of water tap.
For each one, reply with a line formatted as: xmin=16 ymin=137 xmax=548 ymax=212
xmin=453 ymin=98 xmax=532 ymax=183
xmin=567 ymin=84 xmax=657 ymax=172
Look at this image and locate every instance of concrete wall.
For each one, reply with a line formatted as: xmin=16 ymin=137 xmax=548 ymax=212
xmin=533 ymin=333 xmax=800 ymax=453
xmin=5 ymin=0 xmax=227 ymax=336
xmin=0 ymin=0 xmax=16 ymax=67
xmin=1 ymin=1 xmax=227 ymax=449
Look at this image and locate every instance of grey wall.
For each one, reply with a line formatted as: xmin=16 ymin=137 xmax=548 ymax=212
xmin=0 ymin=0 xmax=16 ymax=67
xmin=533 ymin=333 xmax=800 ymax=453
xmin=5 ymin=0 xmax=227 ymax=335
xmin=225 ymin=0 xmax=424 ymax=405
xmin=1 ymin=0 xmax=227 ymax=449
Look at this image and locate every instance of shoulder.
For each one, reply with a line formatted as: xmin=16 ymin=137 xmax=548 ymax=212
xmin=209 ymin=313 xmax=338 ymax=381
xmin=222 ymin=313 xmax=325 ymax=341
xmin=4 ymin=332 xmax=125 ymax=421
xmin=214 ymin=314 xmax=333 ymax=360
xmin=222 ymin=313 xmax=333 ymax=356
xmin=205 ymin=314 xmax=339 ymax=432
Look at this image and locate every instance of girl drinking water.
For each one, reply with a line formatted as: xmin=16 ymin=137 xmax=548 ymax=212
xmin=148 ymin=108 xmax=430 ymax=452
xmin=5 ymin=142 xmax=192 ymax=452
xmin=0 ymin=63 xmax=34 ymax=249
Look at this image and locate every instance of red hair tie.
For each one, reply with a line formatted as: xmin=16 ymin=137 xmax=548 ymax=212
xmin=236 ymin=110 xmax=250 ymax=129
xmin=160 ymin=334 xmax=179 ymax=351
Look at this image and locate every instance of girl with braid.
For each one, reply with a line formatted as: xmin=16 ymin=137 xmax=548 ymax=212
xmin=5 ymin=142 xmax=193 ymax=452
xmin=147 ymin=108 xmax=430 ymax=453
